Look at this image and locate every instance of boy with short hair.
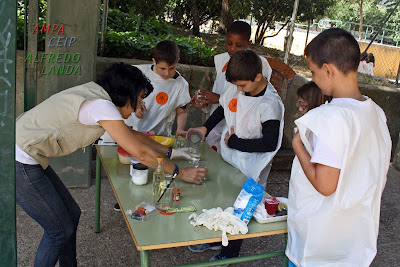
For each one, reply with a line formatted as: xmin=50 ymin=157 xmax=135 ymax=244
xmin=126 ymin=40 xmax=190 ymax=137
xmin=188 ymin=49 xmax=284 ymax=262
xmin=286 ymin=28 xmax=391 ymax=266
xmin=193 ymin=21 xmax=272 ymax=150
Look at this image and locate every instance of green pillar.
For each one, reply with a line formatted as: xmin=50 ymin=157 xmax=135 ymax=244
xmin=42 ymin=0 xmax=101 ymax=187
xmin=0 ymin=0 xmax=17 ymax=265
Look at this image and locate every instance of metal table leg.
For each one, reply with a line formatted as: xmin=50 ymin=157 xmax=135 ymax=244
xmin=140 ymin=250 xmax=149 ymax=267
xmin=281 ymin=233 xmax=289 ymax=267
xmin=94 ymin=152 xmax=101 ymax=233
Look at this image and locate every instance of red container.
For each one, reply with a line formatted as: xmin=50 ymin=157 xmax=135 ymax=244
xmin=264 ymin=197 xmax=280 ymax=216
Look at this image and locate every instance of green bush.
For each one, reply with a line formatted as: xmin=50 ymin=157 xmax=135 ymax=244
xmin=100 ymin=9 xmax=218 ymax=66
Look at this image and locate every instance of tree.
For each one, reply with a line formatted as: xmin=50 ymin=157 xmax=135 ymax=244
xmin=170 ymin=0 xmax=222 ymax=36
xmin=218 ymin=0 xmax=233 ymax=34
xmin=355 ymin=0 xmax=365 ymax=39
xmin=251 ymin=0 xmax=334 ymax=45
xmin=109 ymin=0 xmax=169 ymax=19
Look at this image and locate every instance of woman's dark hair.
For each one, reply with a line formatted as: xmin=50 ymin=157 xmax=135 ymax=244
xmin=297 ymin=81 xmax=332 ymax=111
xmin=226 ymin=49 xmax=262 ymax=82
xmin=96 ymin=63 xmax=153 ymax=111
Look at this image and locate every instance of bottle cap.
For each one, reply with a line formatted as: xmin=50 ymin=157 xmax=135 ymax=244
xmin=156 ymin=156 xmax=164 ymax=162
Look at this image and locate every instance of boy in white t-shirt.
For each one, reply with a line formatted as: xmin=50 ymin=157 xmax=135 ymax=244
xmin=125 ymin=40 xmax=191 ymax=137
xmin=191 ymin=21 xmax=272 ymax=150
xmin=286 ymin=28 xmax=391 ymax=267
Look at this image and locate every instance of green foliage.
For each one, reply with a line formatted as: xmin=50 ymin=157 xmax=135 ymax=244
xmin=297 ymin=0 xmax=336 ymax=22
xmin=101 ymin=9 xmax=217 ymax=66
xmin=170 ymin=0 xmax=222 ymax=27
xmin=251 ymin=0 xmax=335 ymax=44
xmin=16 ymin=1 xmax=47 ymax=51
xmin=108 ymin=0 xmax=170 ymax=19
xmin=326 ymin=0 xmax=385 ymax=28
xmin=326 ymin=0 xmax=399 ymax=40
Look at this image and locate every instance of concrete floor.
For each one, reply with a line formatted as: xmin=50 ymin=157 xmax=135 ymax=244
xmin=17 ymin=165 xmax=400 ymax=266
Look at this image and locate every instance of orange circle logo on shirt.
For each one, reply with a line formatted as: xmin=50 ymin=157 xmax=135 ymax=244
xmin=156 ymin=92 xmax=169 ymax=105
xmin=228 ymin=98 xmax=237 ymax=112
xmin=222 ymin=62 xmax=229 ymax=73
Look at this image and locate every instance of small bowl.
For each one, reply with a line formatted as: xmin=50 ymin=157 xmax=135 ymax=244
xmin=117 ymin=147 xmax=131 ymax=164
xmin=150 ymin=136 xmax=174 ymax=147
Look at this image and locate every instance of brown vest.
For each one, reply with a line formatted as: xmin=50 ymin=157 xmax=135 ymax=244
xmin=16 ymin=82 xmax=112 ymax=169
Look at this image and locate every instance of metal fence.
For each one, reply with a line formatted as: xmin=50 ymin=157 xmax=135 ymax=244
xmin=98 ymin=0 xmax=400 ymax=83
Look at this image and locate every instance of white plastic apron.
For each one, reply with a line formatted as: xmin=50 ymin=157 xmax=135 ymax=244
xmin=286 ymin=98 xmax=391 ymax=267
xmin=125 ymin=64 xmax=190 ymax=136
xmin=206 ymin=52 xmax=273 ymax=150
xmin=219 ymin=82 xmax=284 ymax=187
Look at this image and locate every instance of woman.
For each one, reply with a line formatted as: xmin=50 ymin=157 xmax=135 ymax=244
xmin=15 ymin=63 xmax=207 ymax=267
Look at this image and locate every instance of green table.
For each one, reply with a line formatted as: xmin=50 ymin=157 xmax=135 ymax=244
xmin=94 ymin=140 xmax=288 ymax=267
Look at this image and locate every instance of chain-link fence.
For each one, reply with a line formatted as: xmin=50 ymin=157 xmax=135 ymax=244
xmin=96 ymin=0 xmax=400 ymax=84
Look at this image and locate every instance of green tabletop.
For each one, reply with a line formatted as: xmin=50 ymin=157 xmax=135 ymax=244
xmin=96 ymin=140 xmax=287 ymax=252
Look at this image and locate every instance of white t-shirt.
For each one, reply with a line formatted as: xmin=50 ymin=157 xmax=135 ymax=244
xmin=308 ymin=98 xmax=365 ymax=170
xmin=16 ymin=99 xmax=123 ymax=164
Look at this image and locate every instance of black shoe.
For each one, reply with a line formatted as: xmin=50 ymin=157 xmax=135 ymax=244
xmin=114 ymin=203 xmax=120 ymax=211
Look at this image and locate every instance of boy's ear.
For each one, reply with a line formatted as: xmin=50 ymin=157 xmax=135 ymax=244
xmin=152 ymin=58 xmax=157 ymax=65
xmin=255 ymin=73 xmax=263 ymax=81
xmin=322 ymin=63 xmax=334 ymax=79
xmin=247 ymin=40 xmax=252 ymax=47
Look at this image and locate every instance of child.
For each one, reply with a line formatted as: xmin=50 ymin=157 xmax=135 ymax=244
xmin=286 ymin=28 xmax=391 ymax=266
xmin=357 ymin=51 xmax=368 ymax=74
xmin=366 ymin=52 xmax=375 ymax=76
xmin=296 ymin=81 xmax=332 ymax=116
xmin=15 ymin=63 xmax=207 ymax=266
xmin=188 ymin=49 xmax=284 ymax=262
xmin=192 ymin=21 xmax=272 ymax=151
xmin=125 ymin=40 xmax=191 ymax=137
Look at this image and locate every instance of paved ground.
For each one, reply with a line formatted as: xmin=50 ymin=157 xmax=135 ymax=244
xmin=17 ymin=165 xmax=400 ymax=267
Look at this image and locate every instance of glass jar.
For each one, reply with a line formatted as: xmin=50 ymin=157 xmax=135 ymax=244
xmin=130 ymin=163 xmax=149 ymax=185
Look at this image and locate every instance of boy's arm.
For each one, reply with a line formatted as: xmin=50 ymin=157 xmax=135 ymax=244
xmin=175 ymin=106 xmax=188 ymax=137
xmin=225 ymin=120 xmax=280 ymax=152
xmin=292 ymin=132 xmax=340 ymax=196
xmin=203 ymin=106 xmax=225 ymax=134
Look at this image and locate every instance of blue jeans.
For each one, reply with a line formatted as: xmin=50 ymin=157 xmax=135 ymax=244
xmin=16 ymin=162 xmax=81 ymax=267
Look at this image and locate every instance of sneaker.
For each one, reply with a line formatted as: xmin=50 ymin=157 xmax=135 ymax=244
xmin=114 ymin=203 xmax=120 ymax=211
xmin=209 ymin=253 xmax=230 ymax=267
xmin=188 ymin=243 xmax=222 ymax=253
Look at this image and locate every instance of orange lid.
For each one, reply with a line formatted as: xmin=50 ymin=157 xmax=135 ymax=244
xmin=156 ymin=156 xmax=164 ymax=162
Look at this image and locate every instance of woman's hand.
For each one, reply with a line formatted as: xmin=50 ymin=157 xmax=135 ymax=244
xmin=179 ymin=167 xmax=208 ymax=184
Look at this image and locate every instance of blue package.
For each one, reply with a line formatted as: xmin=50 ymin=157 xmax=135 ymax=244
xmin=233 ymin=177 xmax=264 ymax=224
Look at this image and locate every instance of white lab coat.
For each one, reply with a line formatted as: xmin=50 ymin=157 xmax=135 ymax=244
xmin=206 ymin=52 xmax=273 ymax=150
xmin=219 ymin=82 xmax=284 ymax=187
xmin=286 ymin=98 xmax=391 ymax=267
xmin=125 ymin=64 xmax=190 ymax=136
